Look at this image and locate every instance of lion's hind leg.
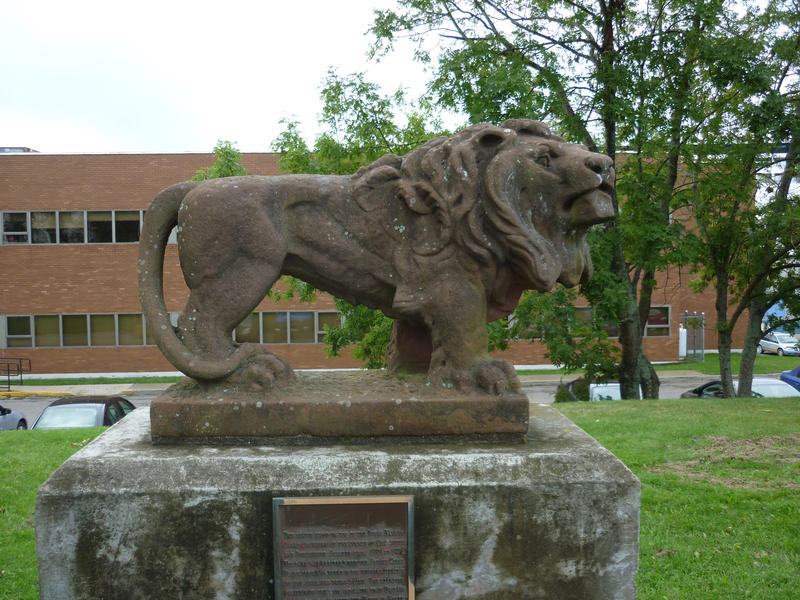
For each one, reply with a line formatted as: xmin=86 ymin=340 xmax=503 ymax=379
xmin=178 ymin=254 xmax=293 ymax=391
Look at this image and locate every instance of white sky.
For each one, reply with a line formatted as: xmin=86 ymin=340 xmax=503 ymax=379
xmin=1 ymin=0 xmax=450 ymax=154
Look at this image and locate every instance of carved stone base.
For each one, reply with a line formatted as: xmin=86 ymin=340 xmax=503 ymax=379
xmin=150 ymin=371 xmax=529 ymax=444
xmin=36 ymin=406 xmax=640 ymax=599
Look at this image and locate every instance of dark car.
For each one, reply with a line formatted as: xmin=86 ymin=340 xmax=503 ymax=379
xmin=32 ymin=396 xmax=136 ymax=429
xmin=0 ymin=404 xmax=27 ymax=430
xmin=680 ymin=378 xmax=799 ymax=399
xmin=780 ymin=366 xmax=800 ymax=393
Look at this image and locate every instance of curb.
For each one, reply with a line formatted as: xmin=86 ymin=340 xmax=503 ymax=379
xmin=0 ymin=391 xmax=75 ymax=398
xmin=0 ymin=389 xmax=134 ymax=398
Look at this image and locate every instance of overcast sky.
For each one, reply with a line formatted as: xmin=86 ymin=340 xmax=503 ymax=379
xmin=1 ymin=0 xmax=448 ymax=154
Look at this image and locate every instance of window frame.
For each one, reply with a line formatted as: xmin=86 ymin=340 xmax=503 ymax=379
xmin=1 ymin=210 xmax=145 ymax=245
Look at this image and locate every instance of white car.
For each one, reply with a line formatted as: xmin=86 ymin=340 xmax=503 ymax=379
xmin=681 ymin=377 xmax=799 ymax=398
xmin=757 ymin=332 xmax=800 ymax=356
xmin=588 ymin=383 xmax=622 ymax=401
xmin=0 ymin=404 xmax=27 ymax=429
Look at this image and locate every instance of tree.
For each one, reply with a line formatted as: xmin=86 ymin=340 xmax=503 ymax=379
xmin=192 ymin=140 xmax=248 ymax=180
xmin=371 ymin=0 xmax=799 ymax=397
xmin=680 ymin=0 xmax=800 ymax=397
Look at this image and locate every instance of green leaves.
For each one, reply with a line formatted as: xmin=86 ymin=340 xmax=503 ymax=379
xmin=191 ymin=140 xmax=247 ymax=181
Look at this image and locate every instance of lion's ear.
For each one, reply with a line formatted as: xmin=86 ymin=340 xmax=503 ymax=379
xmin=472 ymin=125 xmax=514 ymax=164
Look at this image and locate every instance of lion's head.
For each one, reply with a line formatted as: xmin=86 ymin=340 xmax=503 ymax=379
xmin=354 ymin=119 xmax=614 ymax=291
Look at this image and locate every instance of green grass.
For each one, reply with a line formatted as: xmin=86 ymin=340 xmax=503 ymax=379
xmin=0 ymin=428 xmax=103 ymax=599
xmin=656 ymin=352 xmax=799 ymax=375
xmin=2 ymin=399 xmax=799 ymax=598
xmin=558 ymin=397 xmax=800 ymax=599
xmin=517 ymin=352 xmax=800 ymax=377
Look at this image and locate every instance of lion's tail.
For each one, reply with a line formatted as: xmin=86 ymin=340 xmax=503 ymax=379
xmin=138 ymin=181 xmax=242 ymax=381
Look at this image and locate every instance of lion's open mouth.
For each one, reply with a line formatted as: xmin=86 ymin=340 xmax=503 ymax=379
xmin=568 ymin=185 xmax=614 ymax=228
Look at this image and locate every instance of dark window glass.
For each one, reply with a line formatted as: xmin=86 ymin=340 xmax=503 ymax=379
xmin=34 ymin=315 xmax=60 ymax=347
xmin=31 ymin=211 xmax=57 ymax=243
xmin=290 ymin=312 xmax=315 ymax=343
xmin=59 ymin=211 xmax=85 ymax=243
xmin=115 ymin=211 xmax=140 ymax=242
xmin=2 ymin=212 xmax=28 ymax=243
xmin=263 ymin=312 xmax=288 ymax=343
xmin=6 ymin=316 xmax=32 ymax=347
xmin=87 ymin=211 xmax=113 ymax=243
xmin=62 ymin=315 xmax=88 ymax=346
xmin=7 ymin=316 xmax=31 ymax=336
xmin=118 ymin=314 xmax=143 ymax=345
xmin=646 ymin=307 xmax=670 ymax=337
xmin=90 ymin=315 xmax=116 ymax=346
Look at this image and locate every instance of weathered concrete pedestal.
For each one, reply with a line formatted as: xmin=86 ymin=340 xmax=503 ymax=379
xmin=36 ymin=405 xmax=639 ymax=599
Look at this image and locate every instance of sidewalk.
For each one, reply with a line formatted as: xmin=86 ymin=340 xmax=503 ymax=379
xmin=0 ymin=382 xmax=172 ymax=398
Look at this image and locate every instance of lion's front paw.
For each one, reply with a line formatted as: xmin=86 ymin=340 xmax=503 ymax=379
xmin=226 ymin=350 xmax=295 ymax=392
xmin=429 ymin=358 xmax=521 ymax=396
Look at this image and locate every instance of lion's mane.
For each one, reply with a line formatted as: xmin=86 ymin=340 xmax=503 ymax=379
xmin=352 ymin=119 xmax=568 ymax=291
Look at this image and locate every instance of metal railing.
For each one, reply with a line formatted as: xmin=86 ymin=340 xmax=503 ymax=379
xmin=0 ymin=357 xmax=31 ymax=391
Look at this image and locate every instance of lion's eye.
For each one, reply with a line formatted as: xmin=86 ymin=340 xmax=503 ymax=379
xmin=535 ymin=154 xmax=550 ymax=168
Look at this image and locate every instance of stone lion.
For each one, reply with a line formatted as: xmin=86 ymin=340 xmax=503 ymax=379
xmin=138 ymin=119 xmax=614 ymax=395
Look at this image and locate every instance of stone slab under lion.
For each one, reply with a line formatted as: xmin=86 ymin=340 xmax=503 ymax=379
xmin=149 ymin=371 xmax=529 ymax=444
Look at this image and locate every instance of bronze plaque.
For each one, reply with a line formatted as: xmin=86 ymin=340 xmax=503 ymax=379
xmin=273 ymin=495 xmax=414 ymax=599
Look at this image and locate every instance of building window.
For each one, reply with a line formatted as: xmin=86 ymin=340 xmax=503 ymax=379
xmin=574 ymin=306 xmax=619 ymax=338
xmin=90 ymin=315 xmax=116 ymax=346
xmin=317 ymin=312 xmax=341 ymax=343
xmin=59 ymin=211 xmax=85 ymax=243
xmin=263 ymin=312 xmax=288 ymax=343
xmin=34 ymin=315 xmax=60 ymax=347
xmin=118 ymin=314 xmax=144 ymax=345
xmin=289 ymin=311 xmax=315 ymax=343
xmin=2 ymin=311 xmax=341 ymax=348
xmin=115 ymin=211 xmax=141 ymax=243
xmin=62 ymin=315 xmax=89 ymax=346
xmin=1 ymin=210 xmax=143 ymax=245
xmin=88 ymin=211 xmax=113 ymax=243
xmin=2 ymin=212 xmax=28 ymax=243
xmin=31 ymin=211 xmax=57 ymax=243
xmin=6 ymin=316 xmax=32 ymax=347
xmin=645 ymin=306 xmax=670 ymax=337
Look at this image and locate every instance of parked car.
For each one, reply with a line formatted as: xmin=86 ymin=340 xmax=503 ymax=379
xmin=589 ymin=382 xmax=622 ymax=401
xmin=780 ymin=366 xmax=800 ymax=393
xmin=680 ymin=377 xmax=799 ymax=398
xmin=32 ymin=396 xmax=136 ymax=429
xmin=757 ymin=332 xmax=800 ymax=356
xmin=0 ymin=404 xmax=27 ymax=430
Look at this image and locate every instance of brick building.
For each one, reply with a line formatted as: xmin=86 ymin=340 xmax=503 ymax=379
xmin=0 ymin=152 xmax=744 ymax=375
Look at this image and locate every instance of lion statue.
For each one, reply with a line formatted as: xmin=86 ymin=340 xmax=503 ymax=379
xmin=138 ymin=119 xmax=614 ymax=395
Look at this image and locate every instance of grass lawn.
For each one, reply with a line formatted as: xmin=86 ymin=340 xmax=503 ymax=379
xmin=517 ymin=352 xmax=800 ymax=377
xmin=2 ymin=397 xmax=799 ymax=598
xmin=559 ymin=397 xmax=800 ymax=599
xmin=0 ymin=428 xmax=103 ymax=600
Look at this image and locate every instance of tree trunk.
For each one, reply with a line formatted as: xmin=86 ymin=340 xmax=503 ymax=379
xmin=617 ymin=296 xmax=643 ymax=399
xmin=715 ymin=276 xmax=735 ymax=398
xmin=738 ymin=297 xmax=768 ymax=397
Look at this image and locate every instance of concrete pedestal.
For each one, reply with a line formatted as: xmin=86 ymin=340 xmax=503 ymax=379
xmin=36 ymin=405 xmax=639 ymax=599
